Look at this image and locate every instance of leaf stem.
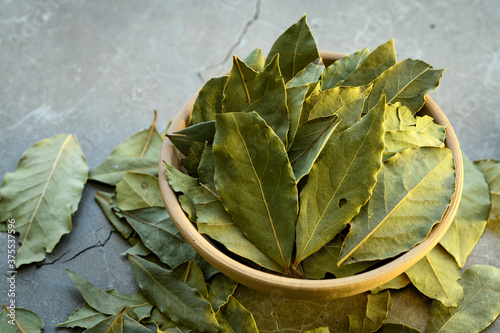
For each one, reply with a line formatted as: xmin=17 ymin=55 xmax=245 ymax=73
xmin=140 ymin=110 xmax=158 ymax=157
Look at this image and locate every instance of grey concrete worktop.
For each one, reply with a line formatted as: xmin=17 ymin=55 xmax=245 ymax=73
xmin=1 ymin=1 xmax=499 ymax=332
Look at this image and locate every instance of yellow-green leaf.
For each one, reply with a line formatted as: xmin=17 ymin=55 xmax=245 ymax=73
xmin=371 ymin=274 xmax=411 ymax=294
xmin=56 ymin=303 xmax=107 ymax=329
xmin=190 ymin=76 xmax=228 ymax=125
xmin=321 ymin=47 xmax=369 ymax=90
xmin=215 ymin=296 xmax=259 ymax=333
xmin=243 ymin=48 xmax=265 ymax=72
xmin=116 ymin=172 xmax=164 ymax=211
xmin=173 ymin=261 xmax=209 ymax=299
xmin=208 ymin=274 xmax=238 ymax=313
xmin=474 ymin=159 xmax=500 ymax=222
xmin=348 ymin=291 xmax=393 ymax=333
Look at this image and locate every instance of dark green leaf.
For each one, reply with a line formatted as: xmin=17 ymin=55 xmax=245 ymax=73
xmin=168 ymin=121 xmax=216 ymax=157
xmin=180 ymin=143 xmax=205 ymax=178
xmin=95 ymin=191 xmax=134 ymax=239
xmin=198 ymin=145 xmax=216 ymax=193
xmin=191 ymin=76 xmax=228 ymax=125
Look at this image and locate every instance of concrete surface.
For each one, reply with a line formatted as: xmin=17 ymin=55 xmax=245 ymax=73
xmin=0 ymin=0 xmax=499 ymax=332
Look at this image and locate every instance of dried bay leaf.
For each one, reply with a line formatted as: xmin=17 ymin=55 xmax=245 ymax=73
xmin=286 ymin=84 xmax=309 ymax=148
xmin=222 ymin=54 xmax=289 ymax=144
xmin=440 ymin=154 xmax=490 ymax=267
xmin=362 ymin=59 xmax=445 ymax=114
xmin=84 ymin=309 xmax=152 ymax=333
xmin=89 ymin=111 xmax=162 ymax=185
xmin=180 ymin=143 xmax=205 ymax=178
xmin=208 ymin=274 xmax=238 ymax=313
xmin=348 ymin=290 xmax=393 ymax=333
xmin=198 ymin=145 xmax=216 ymax=193
xmin=265 ymin=14 xmax=319 ymax=83
xmin=213 ymin=112 xmax=298 ymax=274
xmin=124 ymin=240 xmax=151 ymax=257
xmin=173 ymin=261 xmax=209 ymax=298
xmin=294 ymin=96 xmax=386 ymax=265
xmin=128 ymin=255 xmax=222 ymax=333
xmin=190 ymin=76 xmax=228 ymax=125
xmin=405 ymin=244 xmax=463 ymax=307
xmin=243 ymin=48 xmax=265 ymax=72
xmin=375 ymin=323 xmax=421 ymax=333
xmin=189 ymin=185 xmax=284 ymax=273
xmin=321 ymin=47 xmax=369 ymax=90
xmin=56 ymin=303 xmax=108 ymax=329
xmin=168 ymin=121 xmax=216 ymax=157
xmin=427 ymin=265 xmax=500 ymax=333
xmin=164 ymin=161 xmax=198 ymax=222
xmin=95 ymin=191 xmax=134 ymax=239
xmin=286 ymin=59 xmax=324 ymax=89
xmin=216 ymin=296 xmax=259 ymax=333
xmin=474 ymin=159 xmax=500 ymax=222
xmin=116 ymin=172 xmax=164 ymax=210
xmin=0 ymin=134 xmax=88 ymax=267
xmin=287 ymin=114 xmax=339 ymax=182
xmin=371 ymin=274 xmax=411 ymax=294
xmin=340 ymin=147 xmax=456 ymax=265
xmin=383 ymin=130 xmax=444 ymax=160
xmin=304 ymin=327 xmax=331 ymax=333
xmin=0 ymin=306 xmax=44 ymax=333
xmin=146 ymin=308 xmax=191 ymax=333
xmin=339 ymin=39 xmax=396 ymax=87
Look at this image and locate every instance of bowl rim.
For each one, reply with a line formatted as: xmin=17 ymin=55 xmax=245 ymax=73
xmin=158 ymin=50 xmax=464 ymax=300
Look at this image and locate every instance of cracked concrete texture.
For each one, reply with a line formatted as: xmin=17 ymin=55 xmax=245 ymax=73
xmin=0 ymin=1 xmax=499 ymax=332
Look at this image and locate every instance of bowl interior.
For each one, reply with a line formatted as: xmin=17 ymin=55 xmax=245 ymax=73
xmin=158 ymin=51 xmax=464 ymax=300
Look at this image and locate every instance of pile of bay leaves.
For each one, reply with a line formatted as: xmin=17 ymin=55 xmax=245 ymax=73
xmin=0 ymin=14 xmax=499 ymax=333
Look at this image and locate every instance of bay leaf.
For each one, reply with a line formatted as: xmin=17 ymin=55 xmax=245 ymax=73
xmin=56 ymin=303 xmax=108 ymax=329
xmin=302 ymin=234 xmax=376 ymax=279
xmin=474 ymin=159 xmax=500 ymax=222
xmin=89 ymin=111 xmax=162 ymax=185
xmin=415 ymin=115 xmax=446 ymax=142
xmin=405 ymin=244 xmax=463 ymax=307
xmin=265 ymin=14 xmax=319 ymax=82
xmin=362 ymin=59 xmax=445 ymax=114
xmin=0 ymin=305 xmax=44 ymax=333
xmin=208 ymin=274 xmax=238 ymax=313
xmin=294 ymin=96 xmax=386 ymax=265
xmin=116 ymin=172 xmax=164 ymax=211
xmin=215 ymin=296 xmax=259 ymax=333
xmin=95 ymin=191 xmax=134 ymax=239
xmin=124 ymin=240 xmax=152 ymax=257
xmin=371 ymin=274 xmax=411 ymax=294
xmin=427 ymin=265 xmax=500 ymax=333
xmin=120 ymin=207 xmax=198 ymax=268
xmin=66 ymin=269 xmax=153 ymax=320
xmin=222 ymin=54 xmax=289 ymax=144
xmin=128 ymin=255 xmax=221 ymax=333
xmin=146 ymin=308 xmax=191 ymax=333
xmin=243 ymin=48 xmax=265 ymax=72
xmin=189 ymin=185 xmax=284 ymax=273
xmin=383 ymin=129 xmax=444 ymax=161
xmin=168 ymin=121 xmax=216 ymax=157
xmin=375 ymin=323 xmax=421 ymax=333
xmin=180 ymin=142 xmax=205 ymax=178
xmin=440 ymin=154 xmax=490 ymax=267
xmin=348 ymin=290 xmax=393 ymax=333
xmin=299 ymin=85 xmax=371 ymax=124
xmin=213 ymin=112 xmax=298 ymax=274
xmin=173 ymin=261 xmax=209 ymax=299
xmin=163 ymin=161 xmax=198 ymax=222
xmin=286 ymin=59 xmax=324 ymax=88
xmin=321 ymin=47 xmax=369 ymax=90
xmin=287 ymin=114 xmax=339 ymax=182
xmin=384 ymin=103 xmax=416 ymax=131
xmin=84 ymin=309 xmax=152 ymax=333
xmin=190 ymin=76 xmax=228 ymax=125
xmin=304 ymin=327 xmax=331 ymax=333
xmin=198 ymin=145 xmax=216 ymax=193
xmin=0 ymin=134 xmax=88 ymax=267
xmin=339 ymin=147 xmax=456 ymax=265
xmin=286 ymin=84 xmax=309 ymax=148
xmin=339 ymin=39 xmax=396 ymax=87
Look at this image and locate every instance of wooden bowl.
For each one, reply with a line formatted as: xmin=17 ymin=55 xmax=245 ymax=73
xmin=159 ymin=51 xmax=464 ymax=300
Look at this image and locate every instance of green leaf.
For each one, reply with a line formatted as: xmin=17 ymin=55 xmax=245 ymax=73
xmin=0 ymin=306 xmax=44 ymax=333
xmin=67 ymin=270 xmax=153 ymax=320
xmin=145 ymin=308 xmax=191 ymax=333
xmin=474 ymin=159 xmax=500 ymax=222
xmin=288 ymin=115 xmax=339 ymax=182
xmin=371 ymin=274 xmax=411 ymax=294
xmin=427 ymin=265 xmax=500 ymax=333
xmin=124 ymin=240 xmax=152 ymax=257
xmin=321 ymin=47 xmax=369 ymax=90
xmin=265 ymin=14 xmax=319 ymax=82
xmin=215 ymin=296 xmax=259 ymax=333
xmin=83 ymin=309 xmax=152 ymax=333
xmin=208 ymin=274 xmax=238 ymax=313
xmin=363 ymin=59 xmax=445 ymax=114
xmin=415 ymin=115 xmax=446 ymax=142
xmin=128 ymin=255 xmax=221 ymax=333
xmin=0 ymin=134 xmax=88 ymax=267
xmin=348 ymin=291 xmax=393 ymax=333
xmin=385 ymin=104 xmax=445 ymax=142
xmin=340 ymin=39 xmax=396 ymax=87
xmin=222 ymin=54 xmax=289 ymax=144
xmin=190 ymin=76 xmax=228 ymax=125
xmin=304 ymin=327 xmax=331 ymax=333
xmin=173 ymin=261 xmax=209 ymax=299
xmin=286 ymin=85 xmax=309 ymax=148
xmin=164 ymin=161 xmax=198 ymax=222
xmin=89 ymin=112 xmax=162 ymax=185
xmin=180 ymin=143 xmax=205 ymax=178
xmin=440 ymin=154 xmax=490 ymax=267
xmin=286 ymin=60 xmax=324 ymax=88
xmin=243 ymin=48 xmax=265 ymax=72
xmin=339 ymin=147 xmax=456 ymax=265
xmin=116 ymin=172 xmax=164 ymax=211
xmin=302 ymin=234 xmax=376 ymax=279
xmin=383 ymin=130 xmax=444 ymax=161
xmin=294 ymin=96 xmax=386 ymax=265
xmin=57 ymin=303 xmax=108 ymax=329
xmin=120 ymin=207 xmax=199 ymax=268
xmin=198 ymin=145 xmax=216 ymax=193
xmin=213 ymin=112 xmax=298 ymax=274
xmin=95 ymin=191 xmax=134 ymax=239
xmin=375 ymin=323 xmax=421 ymax=333
xmin=189 ymin=186 xmax=284 ymax=273
xmin=299 ymin=85 xmax=371 ymax=124
xmin=405 ymin=244 xmax=463 ymax=307
xmin=168 ymin=121 xmax=216 ymax=157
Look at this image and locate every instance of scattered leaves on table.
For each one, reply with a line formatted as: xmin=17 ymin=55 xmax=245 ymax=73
xmin=0 ymin=305 xmax=44 ymax=333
